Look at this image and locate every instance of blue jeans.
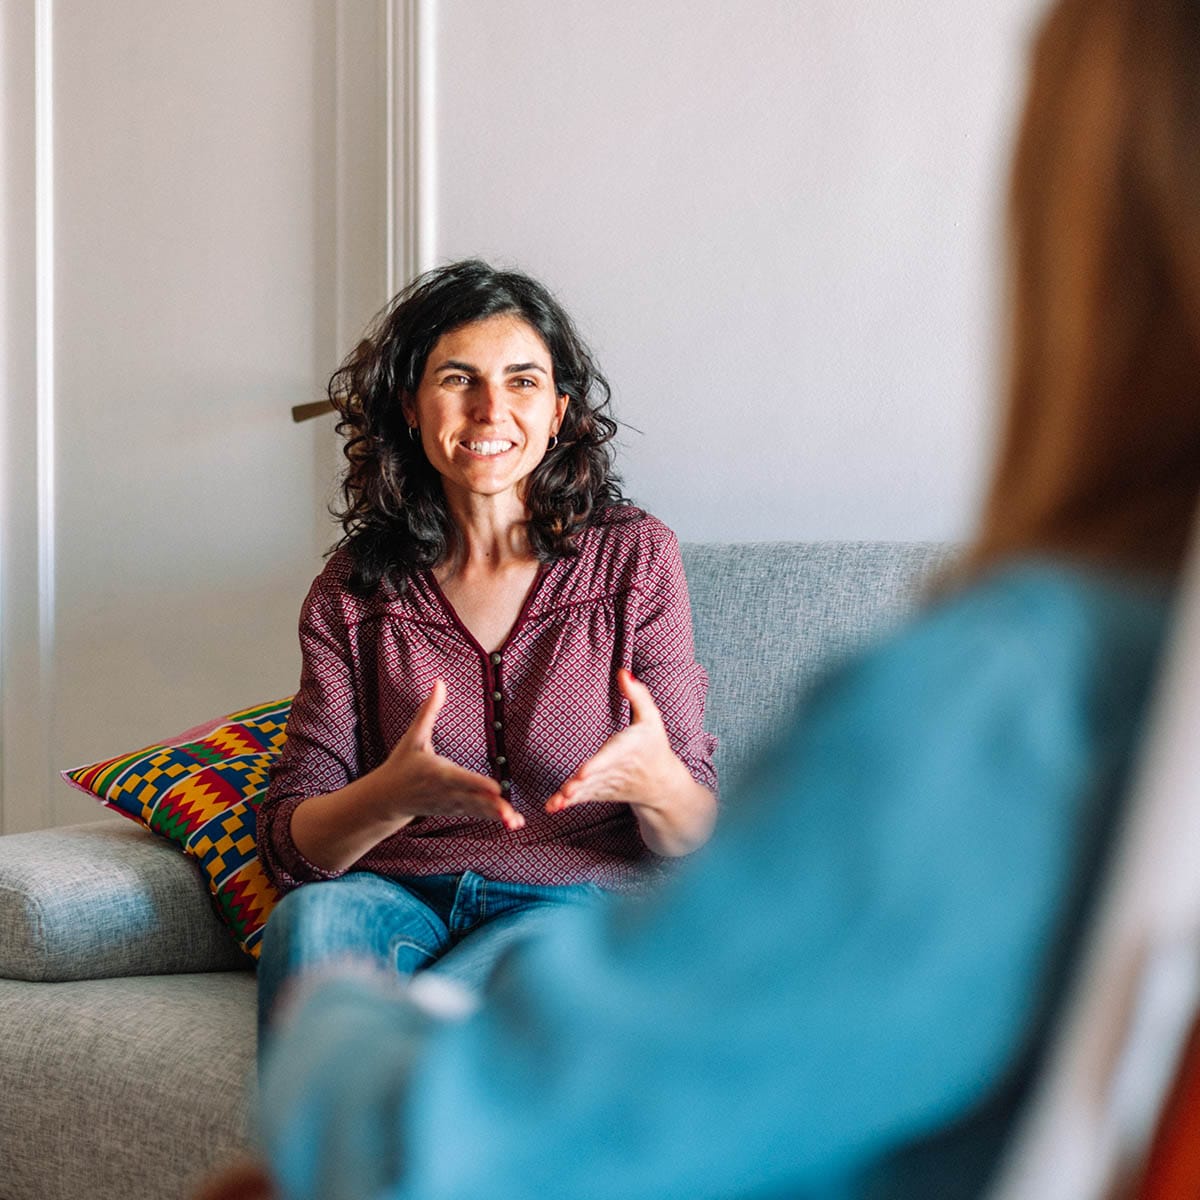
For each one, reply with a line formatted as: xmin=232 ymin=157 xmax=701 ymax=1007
xmin=257 ymin=870 xmax=604 ymax=1044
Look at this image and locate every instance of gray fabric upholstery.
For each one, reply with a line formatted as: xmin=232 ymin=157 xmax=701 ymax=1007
xmin=683 ymin=541 xmax=958 ymax=783
xmin=0 ymin=820 xmax=248 ymax=981
xmin=0 ymin=972 xmax=255 ymax=1200
xmin=0 ymin=540 xmax=954 ymax=1200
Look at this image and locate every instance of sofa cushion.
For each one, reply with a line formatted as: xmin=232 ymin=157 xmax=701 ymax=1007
xmin=682 ymin=541 xmax=958 ymax=785
xmin=0 ymin=972 xmax=255 ymax=1200
xmin=61 ymin=698 xmax=290 ymax=958
xmin=0 ymin=821 xmax=249 ymax=981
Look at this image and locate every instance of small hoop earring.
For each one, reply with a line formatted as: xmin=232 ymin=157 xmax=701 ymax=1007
xmin=407 ymin=425 xmax=420 ymax=442
xmin=547 ymin=434 xmax=559 ymax=450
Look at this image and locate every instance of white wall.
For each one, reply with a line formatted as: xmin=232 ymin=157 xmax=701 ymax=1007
xmin=432 ymin=0 xmax=1044 ymax=542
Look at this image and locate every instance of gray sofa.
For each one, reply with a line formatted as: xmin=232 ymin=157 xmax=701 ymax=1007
xmin=0 ymin=541 xmax=955 ymax=1200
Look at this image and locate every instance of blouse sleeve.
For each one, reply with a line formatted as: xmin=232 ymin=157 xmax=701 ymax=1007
xmin=630 ymin=523 xmax=718 ymax=797
xmin=257 ymin=571 xmax=1165 ymax=1200
xmin=257 ymin=577 xmax=360 ymax=893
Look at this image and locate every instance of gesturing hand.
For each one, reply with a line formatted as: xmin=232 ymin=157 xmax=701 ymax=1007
xmin=545 ymin=670 xmax=715 ymax=856
xmin=379 ymin=679 xmax=524 ymax=831
xmin=546 ymin=670 xmax=680 ymax=812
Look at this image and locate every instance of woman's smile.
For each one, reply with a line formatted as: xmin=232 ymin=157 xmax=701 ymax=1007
xmin=460 ymin=438 xmax=517 ymax=458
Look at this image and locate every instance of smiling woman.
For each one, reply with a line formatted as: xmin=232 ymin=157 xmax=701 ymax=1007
xmin=254 ymin=260 xmax=718 ymax=1046
xmin=405 ymin=315 xmax=568 ymax=534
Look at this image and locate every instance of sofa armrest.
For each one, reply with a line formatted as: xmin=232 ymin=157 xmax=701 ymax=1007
xmin=0 ymin=820 xmax=250 ymax=981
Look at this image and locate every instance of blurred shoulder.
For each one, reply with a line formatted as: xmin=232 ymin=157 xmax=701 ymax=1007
xmin=928 ymin=560 xmax=1171 ymax=658
xmin=844 ymin=559 xmax=1174 ymax=729
xmin=741 ymin=559 xmax=1177 ymax=845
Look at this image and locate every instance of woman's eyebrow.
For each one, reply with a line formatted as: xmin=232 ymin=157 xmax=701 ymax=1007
xmin=431 ymin=360 xmax=547 ymax=375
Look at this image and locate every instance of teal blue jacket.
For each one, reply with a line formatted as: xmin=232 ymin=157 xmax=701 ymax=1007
xmin=259 ymin=563 xmax=1171 ymax=1200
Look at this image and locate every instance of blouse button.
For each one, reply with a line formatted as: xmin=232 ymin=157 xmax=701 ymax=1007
xmin=500 ymin=779 xmax=512 ymax=794
xmin=496 ymin=755 xmax=507 ymax=767
xmin=492 ymin=690 xmax=503 ymax=702
xmin=493 ymin=720 xmax=503 ymax=731
xmin=490 ymin=652 xmax=502 ymax=665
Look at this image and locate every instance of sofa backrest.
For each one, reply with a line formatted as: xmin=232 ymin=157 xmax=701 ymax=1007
xmin=681 ymin=541 xmax=959 ymax=784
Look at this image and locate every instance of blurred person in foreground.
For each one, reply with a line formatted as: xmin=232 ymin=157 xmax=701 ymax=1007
xmin=203 ymin=0 xmax=1200 ymax=1195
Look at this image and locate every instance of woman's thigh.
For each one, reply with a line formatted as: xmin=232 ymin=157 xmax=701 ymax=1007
xmin=258 ymin=873 xmax=453 ymax=1032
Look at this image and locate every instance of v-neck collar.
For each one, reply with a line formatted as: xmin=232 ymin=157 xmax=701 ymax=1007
xmin=423 ymin=562 xmax=552 ymax=659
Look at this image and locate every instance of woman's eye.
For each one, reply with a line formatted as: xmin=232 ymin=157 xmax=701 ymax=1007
xmin=512 ymin=377 xmax=537 ymax=389
xmin=442 ymin=374 xmax=471 ymax=387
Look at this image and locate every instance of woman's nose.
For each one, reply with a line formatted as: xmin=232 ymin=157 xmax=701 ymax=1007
xmin=469 ymin=381 xmax=506 ymax=422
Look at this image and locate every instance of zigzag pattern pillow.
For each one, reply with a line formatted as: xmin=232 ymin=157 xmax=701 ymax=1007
xmin=62 ymin=698 xmax=291 ymax=958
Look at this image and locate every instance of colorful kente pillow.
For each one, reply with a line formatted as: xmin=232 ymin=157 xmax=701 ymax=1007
xmin=61 ymin=698 xmax=291 ymax=958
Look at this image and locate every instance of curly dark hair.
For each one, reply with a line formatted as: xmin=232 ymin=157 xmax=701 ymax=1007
xmin=328 ymin=260 xmax=629 ymax=594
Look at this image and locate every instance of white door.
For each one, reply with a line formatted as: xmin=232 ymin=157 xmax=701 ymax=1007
xmin=0 ymin=0 xmax=392 ymax=832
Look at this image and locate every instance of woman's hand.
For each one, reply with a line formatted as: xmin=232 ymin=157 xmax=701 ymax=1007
xmin=289 ymin=680 xmax=522 ymax=873
xmin=374 ymin=679 xmax=524 ymax=830
xmin=191 ymin=1158 xmax=275 ymax=1200
xmin=545 ymin=670 xmax=716 ymax=857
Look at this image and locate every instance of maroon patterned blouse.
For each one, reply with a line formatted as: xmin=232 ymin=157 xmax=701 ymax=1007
xmin=258 ymin=508 xmax=717 ymax=893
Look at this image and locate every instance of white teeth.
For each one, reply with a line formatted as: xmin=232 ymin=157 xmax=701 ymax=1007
xmin=465 ymin=440 xmax=513 ymax=456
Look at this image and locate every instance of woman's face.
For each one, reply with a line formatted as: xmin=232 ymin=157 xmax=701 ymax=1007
xmin=404 ymin=313 xmax=568 ymax=512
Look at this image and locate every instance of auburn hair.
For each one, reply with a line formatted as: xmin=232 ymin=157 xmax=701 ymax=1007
xmin=969 ymin=0 xmax=1200 ymax=576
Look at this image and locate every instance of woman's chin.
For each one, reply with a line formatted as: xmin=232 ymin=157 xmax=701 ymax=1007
xmin=440 ymin=470 xmax=533 ymax=511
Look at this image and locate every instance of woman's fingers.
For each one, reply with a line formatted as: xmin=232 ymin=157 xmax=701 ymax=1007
xmin=546 ymin=688 xmax=675 ymax=813
xmin=544 ymin=780 xmax=577 ymax=813
xmin=544 ymin=790 xmax=570 ymax=813
xmin=441 ymin=789 xmax=525 ymax=830
xmin=426 ymin=755 xmax=501 ymax=794
xmin=395 ymin=673 xmax=665 ymax=824
xmin=417 ymin=758 xmax=525 ymax=829
xmin=492 ymin=800 xmax=525 ymax=831
xmin=401 ymin=675 xmax=665 ymax=821
xmin=403 ymin=679 xmax=447 ymax=751
xmin=380 ymin=683 xmax=524 ymax=828
xmin=618 ymin=669 xmax=662 ymax=726
xmin=547 ymin=773 xmax=609 ymax=812
xmin=546 ymin=744 xmax=627 ymax=812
